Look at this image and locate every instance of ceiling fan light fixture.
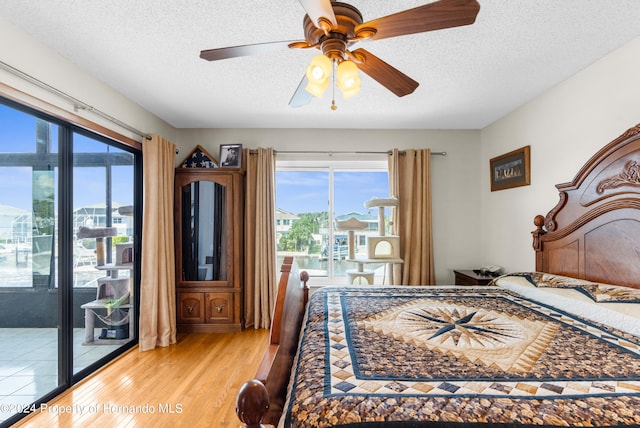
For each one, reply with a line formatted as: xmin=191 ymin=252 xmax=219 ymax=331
xmin=306 ymin=54 xmax=332 ymax=84
xmin=200 ymin=0 xmax=482 ymax=108
xmin=336 ymin=60 xmax=361 ymax=98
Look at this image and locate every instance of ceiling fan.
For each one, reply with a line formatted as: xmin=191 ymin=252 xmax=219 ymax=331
xmin=200 ymin=0 xmax=480 ymax=107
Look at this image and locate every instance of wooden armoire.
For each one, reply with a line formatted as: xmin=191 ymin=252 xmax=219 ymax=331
xmin=174 ymin=146 xmax=244 ymax=332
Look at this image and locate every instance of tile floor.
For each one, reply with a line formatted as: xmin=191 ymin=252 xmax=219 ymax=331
xmin=0 ymin=328 xmax=124 ymax=424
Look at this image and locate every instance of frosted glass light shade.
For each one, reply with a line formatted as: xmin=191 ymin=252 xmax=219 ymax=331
xmin=336 ymin=60 xmax=361 ymax=98
xmin=304 ymin=54 xmax=332 ymax=97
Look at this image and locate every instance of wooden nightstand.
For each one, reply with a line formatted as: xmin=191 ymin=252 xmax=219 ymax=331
xmin=453 ymin=270 xmax=495 ymax=286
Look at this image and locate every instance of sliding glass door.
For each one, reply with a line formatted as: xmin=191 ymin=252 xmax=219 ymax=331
xmin=0 ymin=99 xmax=140 ymax=426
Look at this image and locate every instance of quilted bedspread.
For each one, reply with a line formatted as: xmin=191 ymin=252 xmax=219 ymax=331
xmin=280 ymin=287 xmax=640 ymax=427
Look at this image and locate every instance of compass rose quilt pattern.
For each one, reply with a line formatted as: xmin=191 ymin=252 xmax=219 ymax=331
xmin=281 ymin=287 xmax=640 ymax=427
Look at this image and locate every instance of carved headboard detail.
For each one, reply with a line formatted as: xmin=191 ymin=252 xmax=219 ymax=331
xmin=532 ymin=123 xmax=640 ymax=289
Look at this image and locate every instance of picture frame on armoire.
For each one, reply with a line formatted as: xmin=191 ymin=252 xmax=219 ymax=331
xmin=490 ymin=145 xmax=530 ymax=191
xmin=219 ymin=144 xmax=242 ymax=168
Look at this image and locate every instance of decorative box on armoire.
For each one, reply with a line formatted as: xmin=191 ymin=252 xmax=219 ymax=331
xmin=174 ymin=145 xmax=244 ymax=332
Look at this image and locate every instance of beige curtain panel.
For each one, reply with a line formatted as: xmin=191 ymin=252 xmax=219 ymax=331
xmin=139 ymin=134 xmax=177 ymax=351
xmin=244 ymin=147 xmax=278 ymax=329
xmin=389 ymin=148 xmax=436 ymax=285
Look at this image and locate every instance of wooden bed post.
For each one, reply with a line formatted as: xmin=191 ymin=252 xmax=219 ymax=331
xmin=531 ymin=214 xmax=546 ymax=271
xmin=236 ymin=379 xmax=270 ymax=428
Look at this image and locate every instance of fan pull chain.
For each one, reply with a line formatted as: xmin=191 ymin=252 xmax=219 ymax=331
xmin=331 ymin=60 xmax=337 ymax=110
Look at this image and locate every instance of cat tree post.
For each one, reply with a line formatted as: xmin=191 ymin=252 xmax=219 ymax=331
xmin=77 ymin=226 xmax=118 ymax=266
xmin=335 ymin=217 xmax=374 ymax=285
xmin=376 ymin=206 xmax=386 ymax=237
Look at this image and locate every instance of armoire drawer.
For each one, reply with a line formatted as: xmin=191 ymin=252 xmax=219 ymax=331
xmin=205 ymin=292 xmax=233 ymax=323
xmin=177 ymin=292 xmax=205 ymax=324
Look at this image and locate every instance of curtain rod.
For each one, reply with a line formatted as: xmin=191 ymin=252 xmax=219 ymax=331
xmin=255 ymin=150 xmax=447 ymax=156
xmin=0 ymin=60 xmax=152 ymax=141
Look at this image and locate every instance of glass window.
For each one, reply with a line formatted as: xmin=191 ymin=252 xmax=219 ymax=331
xmin=276 ymin=164 xmax=389 ymax=284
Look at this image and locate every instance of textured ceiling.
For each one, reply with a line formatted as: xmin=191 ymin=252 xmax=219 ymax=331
xmin=1 ymin=1 xmax=640 ymax=130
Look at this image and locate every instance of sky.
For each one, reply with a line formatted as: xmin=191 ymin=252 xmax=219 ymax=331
xmin=276 ymin=170 xmax=390 ymax=216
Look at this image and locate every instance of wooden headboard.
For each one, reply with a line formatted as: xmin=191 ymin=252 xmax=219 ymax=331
xmin=532 ymin=124 xmax=640 ymax=289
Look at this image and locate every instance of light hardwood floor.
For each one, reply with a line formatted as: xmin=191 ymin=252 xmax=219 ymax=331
xmin=12 ymin=329 xmax=270 ymax=428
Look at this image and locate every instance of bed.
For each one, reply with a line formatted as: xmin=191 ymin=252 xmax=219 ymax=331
xmin=236 ymin=124 xmax=640 ymax=427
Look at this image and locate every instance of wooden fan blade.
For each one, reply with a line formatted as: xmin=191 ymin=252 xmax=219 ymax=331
xmin=356 ymin=0 xmax=480 ymax=41
xmin=289 ymin=75 xmax=314 ymax=107
xmin=351 ymin=48 xmax=418 ymax=97
xmin=200 ymin=40 xmax=301 ymax=61
xmin=298 ymin=0 xmax=337 ymax=29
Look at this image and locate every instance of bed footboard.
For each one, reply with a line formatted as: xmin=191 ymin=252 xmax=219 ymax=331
xmin=236 ymin=256 xmax=309 ymax=427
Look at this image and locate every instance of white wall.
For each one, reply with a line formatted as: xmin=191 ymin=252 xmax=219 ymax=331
xmin=176 ymin=128 xmax=482 ymax=284
xmin=480 ymin=36 xmax=640 ymax=273
xmin=0 ymin=16 xmax=175 ymax=142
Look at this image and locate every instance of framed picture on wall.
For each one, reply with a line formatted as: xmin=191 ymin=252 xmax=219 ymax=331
xmin=490 ymin=145 xmax=530 ymax=191
xmin=219 ymin=144 xmax=242 ymax=168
